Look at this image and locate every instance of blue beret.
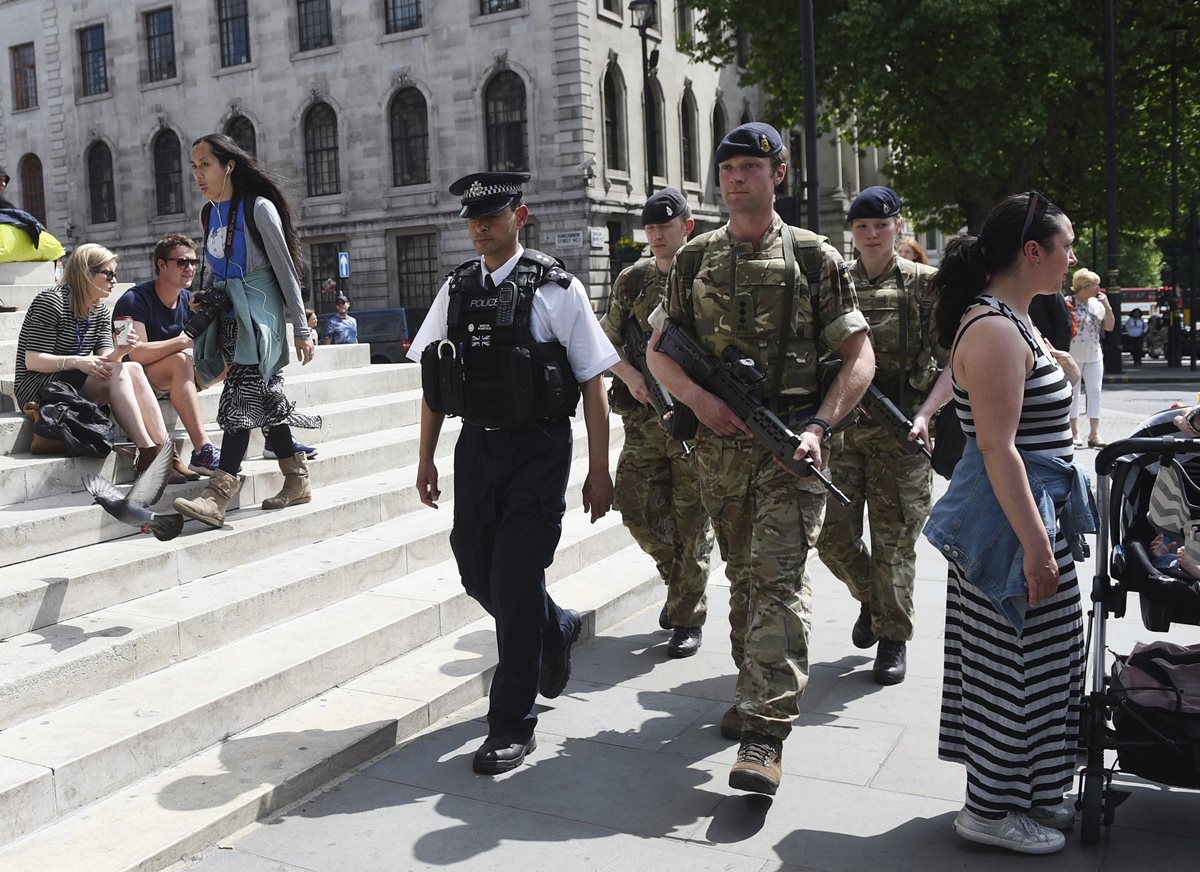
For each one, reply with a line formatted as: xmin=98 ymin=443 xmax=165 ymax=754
xmin=641 ymin=188 xmax=688 ymax=226
xmin=847 ymin=186 xmax=902 ymax=221
xmin=449 ymin=171 xmax=530 ymax=218
xmin=715 ymin=122 xmax=783 ymax=164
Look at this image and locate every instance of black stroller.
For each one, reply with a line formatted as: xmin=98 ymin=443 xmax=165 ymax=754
xmin=1079 ymin=409 xmax=1200 ymax=843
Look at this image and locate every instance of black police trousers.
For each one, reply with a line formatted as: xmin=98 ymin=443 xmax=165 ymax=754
xmin=450 ymin=417 xmax=576 ymax=742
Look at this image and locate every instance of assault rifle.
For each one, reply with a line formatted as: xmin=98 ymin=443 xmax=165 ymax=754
xmin=858 ymin=384 xmax=933 ymax=461
xmin=621 ymin=317 xmax=691 ymax=453
xmin=654 ymin=320 xmax=851 ymax=506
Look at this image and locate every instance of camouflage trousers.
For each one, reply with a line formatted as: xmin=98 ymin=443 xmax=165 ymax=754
xmin=614 ymin=405 xmax=713 ymax=627
xmin=693 ymin=433 xmax=826 ymax=742
xmin=817 ymin=423 xmax=933 ymax=642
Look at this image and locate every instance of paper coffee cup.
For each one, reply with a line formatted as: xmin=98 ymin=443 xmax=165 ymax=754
xmin=114 ymin=316 xmax=134 ymax=346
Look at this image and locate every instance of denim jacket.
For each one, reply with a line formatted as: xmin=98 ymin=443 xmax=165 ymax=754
xmin=923 ymin=436 xmax=1097 ymax=631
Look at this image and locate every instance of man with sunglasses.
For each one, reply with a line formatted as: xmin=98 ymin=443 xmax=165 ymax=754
xmin=114 ymin=233 xmax=221 ymax=475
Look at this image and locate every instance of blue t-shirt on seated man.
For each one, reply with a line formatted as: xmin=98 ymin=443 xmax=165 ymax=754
xmin=111 ymin=233 xmax=222 ymax=475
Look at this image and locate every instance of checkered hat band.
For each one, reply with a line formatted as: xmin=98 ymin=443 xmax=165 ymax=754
xmin=465 ymin=181 xmax=520 ymax=199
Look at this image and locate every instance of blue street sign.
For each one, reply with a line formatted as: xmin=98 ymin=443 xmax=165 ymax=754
xmin=338 ymin=251 xmax=350 ymax=279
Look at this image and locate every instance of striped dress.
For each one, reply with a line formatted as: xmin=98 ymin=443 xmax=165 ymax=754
xmin=938 ymin=295 xmax=1085 ymax=817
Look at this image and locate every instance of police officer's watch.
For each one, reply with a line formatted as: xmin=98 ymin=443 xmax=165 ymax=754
xmin=802 ymin=417 xmax=832 ymax=438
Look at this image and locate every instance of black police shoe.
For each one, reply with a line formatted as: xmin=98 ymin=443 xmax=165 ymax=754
xmin=658 ymin=605 xmax=673 ymax=630
xmin=667 ymin=627 xmax=702 ymax=658
xmin=852 ymin=602 xmax=877 ymax=649
xmin=540 ymin=609 xmax=582 ymax=698
xmin=873 ymin=639 xmax=907 ymax=685
xmin=472 ymin=734 xmax=537 ymax=774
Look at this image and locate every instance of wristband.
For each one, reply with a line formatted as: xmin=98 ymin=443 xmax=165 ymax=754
xmin=803 ymin=417 xmax=832 ymax=437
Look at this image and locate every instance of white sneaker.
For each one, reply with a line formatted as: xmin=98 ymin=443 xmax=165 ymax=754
xmin=1028 ymin=803 xmax=1075 ymax=831
xmin=953 ymin=808 xmax=1066 ymax=854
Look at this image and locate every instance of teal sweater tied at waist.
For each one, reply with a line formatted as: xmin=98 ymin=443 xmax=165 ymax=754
xmin=193 ymin=266 xmax=290 ymax=385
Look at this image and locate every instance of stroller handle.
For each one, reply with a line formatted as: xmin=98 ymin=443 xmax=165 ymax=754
xmin=1094 ymin=436 xmax=1200 ymax=475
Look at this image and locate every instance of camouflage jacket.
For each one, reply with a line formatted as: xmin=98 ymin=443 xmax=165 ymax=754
xmin=601 ymin=257 xmax=668 ymax=415
xmin=848 ymin=255 xmax=945 ymax=411
xmin=657 ymin=213 xmax=868 ymax=404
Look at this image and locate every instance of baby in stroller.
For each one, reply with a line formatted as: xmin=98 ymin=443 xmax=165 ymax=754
xmin=1109 ymin=408 xmax=1200 ymax=632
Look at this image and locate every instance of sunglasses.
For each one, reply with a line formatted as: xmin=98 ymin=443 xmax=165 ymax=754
xmin=1020 ymin=191 xmax=1051 ymax=242
xmin=91 ymin=268 xmax=118 ymax=282
xmin=171 ymin=257 xmax=199 ymax=269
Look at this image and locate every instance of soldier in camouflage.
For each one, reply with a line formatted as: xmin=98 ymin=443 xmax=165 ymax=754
xmin=601 ymin=188 xmax=714 ymax=659
xmin=646 ymin=123 xmax=874 ymax=796
xmin=817 ymin=187 xmax=948 ymax=686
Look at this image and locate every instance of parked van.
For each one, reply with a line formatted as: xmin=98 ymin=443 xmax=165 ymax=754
xmin=317 ymin=307 xmax=428 ymax=363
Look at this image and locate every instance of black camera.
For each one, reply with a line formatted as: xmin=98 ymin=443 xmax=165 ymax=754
xmin=183 ymin=287 xmax=230 ymax=339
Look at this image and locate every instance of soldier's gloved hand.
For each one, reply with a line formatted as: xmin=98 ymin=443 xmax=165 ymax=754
xmin=693 ymin=391 xmax=751 ymax=437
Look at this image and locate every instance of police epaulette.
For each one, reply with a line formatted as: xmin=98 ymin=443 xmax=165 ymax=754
xmin=544 ymin=266 xmax=572 ymax=289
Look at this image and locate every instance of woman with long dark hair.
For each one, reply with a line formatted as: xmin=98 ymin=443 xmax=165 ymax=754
xmin=925 ymin=193 xmax=1089 ymax=854
xmin=173 ymin=134 xmax=319 ymax=528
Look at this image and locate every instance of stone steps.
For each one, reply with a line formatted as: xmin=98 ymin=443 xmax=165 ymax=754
xmin=0 ymin=542 xmax=661 ymax=872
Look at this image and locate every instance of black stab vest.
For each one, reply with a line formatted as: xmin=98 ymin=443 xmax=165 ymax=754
xmin=420 ymin=249 xmax=581 ymax=427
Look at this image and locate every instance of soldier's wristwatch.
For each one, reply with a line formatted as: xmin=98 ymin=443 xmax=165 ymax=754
xmin=802 ymin=417 xmax=832 ymax=437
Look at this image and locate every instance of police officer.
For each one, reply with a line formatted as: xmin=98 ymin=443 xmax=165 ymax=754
xmin=601 ymin=188 xmax=714 ymax=658
xmin=817 ymin=186 xmax=947 ymax=686
xmin=646 ymin=123 xmax=874 ymax=795
xmin=408 ymin=171 xmax=619 ymax=774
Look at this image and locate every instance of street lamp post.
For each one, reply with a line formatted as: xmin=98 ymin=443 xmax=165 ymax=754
xmin=630 ymin=1 xmax=659 ymax=197
xmin=799 ymin=0 xmax=820 ymax=233
xmin=1166 ymin=22 xmax=1186 ymax=368
xmin=1102 ymin=0 xmax=1122 ymax=374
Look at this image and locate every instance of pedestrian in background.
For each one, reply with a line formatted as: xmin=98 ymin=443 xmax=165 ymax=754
xmin=601 ymin=187 xmax=713 ymax=659
xmin=1124 ymin=307 xmax=1147 ymax=366
xmin=926 ymin=192 xmax=1086 ymax=855
xmin=646 ymin=123 xmax=874 ymax=796
xmin=1067 ymin=267 xmax=1115 ymax=447
xmin=897 ymin=236 xmax=929 ymax=265
xmin=322 ymin=293 xmax=358 ymax=345
xmin=173 ymin=133 xmax=319 ymax=529
xmin=818 ymin=186 xmax=946 ymax=686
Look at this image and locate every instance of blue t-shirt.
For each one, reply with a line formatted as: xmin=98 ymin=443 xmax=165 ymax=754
xmin=325 ymin=315 xmax=358 ymax=345
xmin=113 ymin=280 xmax=192 ymax=342
xmin=204 ymin=199 xmax=248 ymax=281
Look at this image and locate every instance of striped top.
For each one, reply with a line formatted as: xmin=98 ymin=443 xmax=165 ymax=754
xmin=13 ymin=286 xmax=114 ymax=407
xmin=951 ymin=295 xmax=1074 ymax=459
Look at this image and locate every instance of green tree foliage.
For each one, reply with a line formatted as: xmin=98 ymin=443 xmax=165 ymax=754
xmin=685 ymin=0 xmax=1200 ymax=249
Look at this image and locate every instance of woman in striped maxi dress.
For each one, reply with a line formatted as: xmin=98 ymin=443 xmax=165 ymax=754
xmin=930 ymin=193 xmax=1086 ymax=855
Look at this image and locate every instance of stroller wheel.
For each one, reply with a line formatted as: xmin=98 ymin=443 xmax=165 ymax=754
xmin=1081 ymin=772 xmax=1104 ymax=844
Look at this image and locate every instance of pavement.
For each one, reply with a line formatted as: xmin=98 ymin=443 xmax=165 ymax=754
xmin=174 ymin=442 xmax=1200 ymax=872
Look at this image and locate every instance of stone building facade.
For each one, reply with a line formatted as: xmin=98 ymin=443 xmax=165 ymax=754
xmin=0 ymin=0 xmax=887 ymax=311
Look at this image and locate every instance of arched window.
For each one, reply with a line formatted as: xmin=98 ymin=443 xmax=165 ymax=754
xmin=87 ymin=142 xmax=116 ymax=224
xmin=303 ymin=102 xmax=340 ymax=196
xmin=389 ymin=87 xmax=430 ymax=186
xmin=18 ymin=153 xmax=45 ymax=225
xmin=711 ymin=100 xmax=727 ymax=184
xmin=602 ymin=66 xmax=626 ymax=173
xmin=646 ymin=79 xmax=666 ymax=180
xmin=680 ymin=89 xmax=699 ymax=183
xmin=484 ymin=71 xmax=528 ymax=172
xmin=225 ymin=115 xmax=257 ymax=157
xmin=153 ymin=130 xmax=185 ymax=216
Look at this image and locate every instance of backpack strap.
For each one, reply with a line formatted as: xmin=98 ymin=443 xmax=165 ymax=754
xmin=768 ymin=225 xmax=799 ymax=411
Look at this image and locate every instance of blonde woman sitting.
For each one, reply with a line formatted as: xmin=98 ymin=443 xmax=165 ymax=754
xmin=13 ymin=243 xmax=191 ymax=483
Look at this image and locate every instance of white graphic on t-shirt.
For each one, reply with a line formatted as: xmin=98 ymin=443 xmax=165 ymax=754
xmin=207 ymin=225 xmax=227 ymax=259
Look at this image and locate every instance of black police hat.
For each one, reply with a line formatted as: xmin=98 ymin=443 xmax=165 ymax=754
xmin=847 ymin=186 xmax=902 ymax=222
xmin=449 ymin=171 xmax=531 ymax=218
xmin=715 ymin=122 xmax=783 ymax=164
xmin=641 ymin=187 xmax=689 ymax=226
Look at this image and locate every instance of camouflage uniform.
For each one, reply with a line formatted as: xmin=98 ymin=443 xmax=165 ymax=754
xmin=652 ymin=213 xmax=868 ymax=741
xmin=817 ymin=256 xmax=942 ymax=642
xmin=601 ymin=258 xmax=713 ymax=628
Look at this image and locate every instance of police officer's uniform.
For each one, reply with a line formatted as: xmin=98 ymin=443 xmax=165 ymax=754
xmin=408 ymin=172 xmax=618 ymax=769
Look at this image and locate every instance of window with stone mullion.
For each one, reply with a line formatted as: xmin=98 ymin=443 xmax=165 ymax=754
xmin=79 ymin=26 xmax=108 ymax=96
xmin=395 ymin=233 xmax=439 ymax=308
xmin=218 ymin=0 xmax=252 ymax=67
xmin=297 ymin=0 xmax=333 ymax=51
xmin=145 ymin=9 xmax=176 ymax=82
xmin=390 ymin=89 xmax=429 ymax=186
xmin=385 ymin=0 xmax=422 ymax=32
